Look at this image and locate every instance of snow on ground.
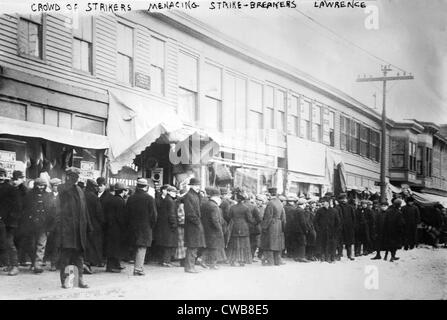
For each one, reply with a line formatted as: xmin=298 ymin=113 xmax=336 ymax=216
xmin=0 ymin=246 xmax=446 ymax=300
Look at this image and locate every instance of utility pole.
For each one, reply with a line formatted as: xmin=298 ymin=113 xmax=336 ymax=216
xmin=357 ymin=65 xmax=414 ymax=202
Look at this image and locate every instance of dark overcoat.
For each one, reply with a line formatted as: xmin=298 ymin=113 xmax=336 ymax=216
xmin=382 ymin=206 xmax=405 ymax=250
xmin=260 ymin=198 xmax=286 ymax=251
xmin=355 ymin=208 xmax=371 ymax=244
xmin=220 ymin=198 xmax=233 ymax=244
xmin=314 ymin=207 xmax=340 ymax=246
xmin=56 ymin=183 xmax=92 ymax=252
xmin=304 ymin=208 xmax=317 ymax=246
xmin=372 ymin=209 xmax=386 ymax=251
xmin=154 ymin=194 xmax=178 ymax=247
xmin=183 ymin=188 xmax=205 ymax=248
xmin=84 ymin=189 xmax=104 ymax=265
xmin=244 ymin=201 xmax=262 ymax=235
xmin=127 ymin=189 xmax=157 ymax=248
xmin=23 ymin=189 xmax=56 ymax=233
xmin=401 ymin=204 xmax=420 ymax=247
xmin=0 ymin=182 xmax=20 ymax=228
xmin=336 ymin=203 xmax=356 ymax=245
xmin=201 ymin=199 xmax=224 ymax=249
xmin=228 ymin=202 xmax=254 ymax=238
xmin=103 ymin=194 xmax=127 ymax=257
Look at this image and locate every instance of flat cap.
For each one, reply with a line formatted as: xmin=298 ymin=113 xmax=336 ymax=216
xmin=114 ymin=182 xmax=127 ymax=191
xmin=189 ymin=178 xmax=201 ymax=186
xmin=297 ymin=198 xmax=307 ymax=205
xmin=34 ymin=177 xmax=47 ymax=186
xmin=380 ymin=201 xmax=389 ymax=206
xmin=137 ymin=178 xmax=148 ymax=186
xmin=287 ymin=195 xmax=298 ymax=202
xmin=66 ymin=167 xmax=81 ymax=176
xmin=338 ymin=193 xmax=347 ymax=200
xmin=207 ymin=187 xmax=221 ymax=197
xmin=96 ymin=177 xmax=106 ymax=186
xmin=167 ymin=186 xmax=178 ymax=193
xmin=278 ymin=195 xmax=287 ymax=201
xmin=12 ymin=170 xmax=24 ymax=180
xmin=49 ymin=178 xmax=62 ymax=186
xmin=0 ymin=168 xmax=7 ymax=175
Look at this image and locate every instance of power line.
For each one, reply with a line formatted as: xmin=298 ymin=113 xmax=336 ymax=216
xmin=294 ymin=8 xmax=408 ymax=74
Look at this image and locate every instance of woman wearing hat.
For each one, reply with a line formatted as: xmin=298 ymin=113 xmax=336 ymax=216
xmin=226 ymin=189 xmax=254 ymax=266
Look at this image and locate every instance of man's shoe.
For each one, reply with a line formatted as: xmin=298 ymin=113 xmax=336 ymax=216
xmin=79 ymin=281 xmax=89 ymax=289
xmin=50 ymin=264 xmax=57 ymax=272
xmin=118 ymin=265 xmax=126 ymax=270
xmin=106 ymin=268 xmax=121 ymax=273
xmin=8 ymin=266 xmax=19 ymax=276
xmin=33 ymin=267 xmax=44 ymax=274
xmin=199 ymin=261 xmax=209 ymax=269
xmin=161 ymin=262 xmax=173 ymax=268
xmin=371 ymin=255 xmax=381 ymax=260
xmin=295 ymin=258 xmax=310 ymax=263
xmin=133 ymin=269 xmax=145 ymax=276
xmin=83 ymin=265 xmax=93 ymax=275
xmin=185 ymin=269 xmax=199 ymax=273
xmin=348 ymin=256 xmax=355 ymax=261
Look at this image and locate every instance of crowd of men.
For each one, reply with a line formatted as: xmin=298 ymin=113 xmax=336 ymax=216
xmin=0 ymin=166 xmax=446 ymax=289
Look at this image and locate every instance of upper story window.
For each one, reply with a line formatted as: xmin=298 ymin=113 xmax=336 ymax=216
xmin=178 ymin=51 xmax=198 ymax=124
xmin=288 ymin=95 xmax=299 ymax=136
xmin=116 ymin=22 xmax=134 ymax=84
xmin=150 ymin=36 xmax=165 ymax=95
xmin=360 ymin=125 xmax=370 ymax=157
xmin=202 ymin=63 xmax=222 ymax=131
xmin=350 ymin=121 xmax=360 ymax=154
xmin=311 ymin=104 xmax=322 ymax=143
xmin=416 ymin=146 xmax=423 ymax=175
xmin=73 ymin=16 xmax=93 ymax=74
xmin=264 ymin=85 xmax=274 ymax=130
xmin=276 ymin=90 xmax=286 ymax=134
xmin=340 ymin=116 xmax=349 ymax=150
xmin=369 ymin=130 xmax=380 ymax=162
xmin=409 ymin=141 xmax=417 ymax=172
xmin=18 ymin=14 xmax=43 ymax=59
xmin=224 ymin=73 xmax=246 ymax=132
xmin=300 ymin=99 xmax=311 ymax=140
xmin=426 ymin=147 xmax=433 ymax=177
xmin=248 ymin=81 xmax=264 ymax=137
xmin=391 ymin=137 xmax=405 ymax=168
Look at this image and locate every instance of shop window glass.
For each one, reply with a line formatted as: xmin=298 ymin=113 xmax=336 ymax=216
xmin=27 ymin=105 xmax=44 ymax=124
xmin=0 ymin=101 xmax=26 ymax=120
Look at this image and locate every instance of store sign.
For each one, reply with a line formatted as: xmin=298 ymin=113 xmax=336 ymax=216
xmin=0 ymin=150 xmax=16 ymax=177
xmin=79 ymin=161 xmax=96 ymax=181
xmin=236 ymin=151 xmax=275 ymax=167
xmin=135 ymin=72 xmax=151 ymax=90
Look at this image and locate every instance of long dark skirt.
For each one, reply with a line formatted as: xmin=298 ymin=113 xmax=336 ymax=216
xmin=227 ymin=236 xmax=251 ymax=264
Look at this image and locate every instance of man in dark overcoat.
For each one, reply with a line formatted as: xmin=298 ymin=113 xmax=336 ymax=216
xmin=244 ymin=196 xmax=262 ymax=261
xmin=154 ymin=185 xmax=178 ymax=267
xmin=354 ymin=200 xmax=371 ymax=256
xmin=56 ymin=167 xmax=92 ymax=288
xmin=219 ymin=188 xmax=233 ymax=253
xmin=127 ymin=178 xmax=157 ymax=275
xmin=260 ymin=188 xmax=286 ymax=266
xmin=293 ymin=197 xmax=310 ymax=262
xmin=335 ymin=193 xmax=355 ymax=260
xmin=383 ymin=198 xmax=405 ymax=262
xmin=200 ymin=187 xmax=224 ymax=269
xmin=103 ymin=182 xmax=127 ymax=273
xmin=283 ymin=197 xmax=296 ymax=258
xmin=183 ymin=178 xmax=205 ymax=273
xmin=83 ymin=179 xmax=104 ymax=273
xmin=97 ymin=177 xmax=112 ymax=264
xmin=304 ymin=199 xmax=318 ymax=261
xmin=402 ymin=196 xmax=421 ymax=250
xmin=314 ymin=197 xmax=340 ymax=263
xmin=371 ymin=200 xmax=388 ymax=260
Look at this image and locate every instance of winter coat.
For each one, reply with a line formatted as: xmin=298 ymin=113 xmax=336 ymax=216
xmin=260 ymin=198 xmax=286 ymax=251
xmin=201 ymin=199 xmax=225 ymax=249
xmin=304 ymin=208 xmax=317 ymax=246
xmin=336 ymin=203 xmax=356 ymax=245
xmin=183 ymin=188 xmax=205 ymax=248
xmin=382 ymin=206 xmax=405 ymax=250
xmin=314 ymin=207 xmax=340 ymax=244
xmin=228 ymin=202 xmax=254 ymax=238
xmin=56 ymin=183 xmax=92 ymax=251
xmin=401 ymin=204 xmax=420 ymax=247
xmin=244 ymin=201 xmax=262 ymax=235
xmin=127 ymin=188 xmax=157 ymax=248
xmin=103 ymin=194 xmax=127 ymax=258
xmin=23 ymin=189 xmax=56 ymax=233
xmin=372 ymin=209 xmax=386 ymax=251
xmin=355 ymin=208 xmax=371 ymax=244
xmin=154 ymin=194 xmax=178 ymax=248
xmin=84 ymin=189 xmax=104 ymax=265
xmin=0 ymin=182 xmax=20 ymax=229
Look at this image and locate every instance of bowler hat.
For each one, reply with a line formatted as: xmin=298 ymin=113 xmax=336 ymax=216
xmin=86 ymin=179 xmax=98 ymax=188
xmin=189 ymin=178 xmax=201 ymax=186
xmin=114 ymin=182 xmax=127 ymax=191
xmin=268 ymin=187 xmax=277 ymax=194
xmin=207 ymin=187 xmax=221 ymax=197
xmin=96 ymin=177 xmax=106 ymax=186
xmin=12 ymin=170 xmax=24 ymax=180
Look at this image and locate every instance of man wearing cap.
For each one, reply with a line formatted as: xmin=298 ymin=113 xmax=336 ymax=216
xmin=371 ymin=200 xmax=388 ymax=260
xmin=303 ymin=199 xmax=317 ymax=261
xmin=183 ymin=178 xmax=205 ymax=273
xmin=0 ymin=168 xmax=21 ymax=275
xmin=219 ymin=188 xmax=233 ymax=249
xmin=22 ymin=177 xmax=55 ymax=273
xmin=260 ymin=187 xmax=286 ymax=266
xmin=44 ymin=178 xmax=61 ymax=271
xmin=354 ymin=200 xmax=372 ymax=256
xmin=383 ymin=199 xmax=405 ymax=262
xmin=154 ymin=185 xmax=179 ymax=268
xmin=56 ymin=167 xmax=91 ymax=288
xmin=103 ymin=181 xmax=128 ymax=273
xmin=127 ymin=178 xmax=157 ymax=275
xmin=335 ymin=193 xmax=355 ymax=261
xmin=284 ymin=196 xmax=297 ymax=258
xmin=243 ymin=195 xmax=262 ymax=262
xmin=83 ymin=179 xmax=104 ymax=273
xmin=401 ymin=196 xmax=421 ymax=250
xmin=314 ymin=197 xmax=340 ymax=263
xmin=200 ymin=187 xmax=224 ymax=269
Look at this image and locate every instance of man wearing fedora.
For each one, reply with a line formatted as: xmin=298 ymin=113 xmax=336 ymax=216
xmin=56 ymin=167 xmax=91 ymax=288
xmin=183 ymin=178 xmax=205 ymax=273
xmin=335 ymin=193 xmax=355 ymax=261
xmin=154 ymin=185 xmax=178 ymax=268
xmin=314 ymin=197 xmax=340 ymax=263
xmin=127 ymin=178 xmax=157 ymax=275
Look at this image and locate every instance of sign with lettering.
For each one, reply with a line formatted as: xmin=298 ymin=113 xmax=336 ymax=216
xmin=135 ymin=72 xmax=151 ymax=90
xmin=0 ymin=150 xmax=16 ymax=178
xmin=79 ymin=161 xmax=96 ymax=181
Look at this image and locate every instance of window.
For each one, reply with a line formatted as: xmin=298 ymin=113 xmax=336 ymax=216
xmin=416 ymin=146 xmax=423 ymax=175
xmin=340 ymin=116 xmax=349 ymax=151
xmin=276 ymin=90 xmax=286 ymax=134
xmin=426 ymin=147 xmax=433 ymax=177
xmin=288 ymin=95 xmax=299 ymax=136
xmin=223 ymin=73 xmax=246 ymax=132
xmin=350 ymin=122 xmax=360 ymax=154
xmin=178 ymin=51 xmax=198 ymax=123
xmin=391 ymin=137 xmax=405 ymax=168
xmin=150 ymin=37 xmax=165 ymax=94
xmin=360 ymin=125 xmax=370 ymax=157
xmin=202 ymin=63 xmax=222 ymax=131
xmin=18 ymin=14 xmax=43 ymax=59
xmin=370 ymin=130 xmax=380 ymax=161
xmin=264 ymin=86 xmax=274 ymax=130
xmin=116 ymin=23 xmax=133 ymax=84
xmin=311 ymin=105 xmax=321 ymax=142
xmin=329 ymin=111 xmax=335 ymax=146
xmin=73 ymin=16 xmax=93 ymax=73
xmin=409 ymin=142 xmax=417 ymax=172
xmin=248 ymin=81 xmax=263 ymax=138
xmin=300 ymin=99 xmax=311 ymax=139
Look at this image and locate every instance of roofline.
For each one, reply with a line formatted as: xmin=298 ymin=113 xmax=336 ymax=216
xmin=150 ymin=11 xmax=392 ymax=126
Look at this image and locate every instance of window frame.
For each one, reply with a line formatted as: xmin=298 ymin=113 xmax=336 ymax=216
xmin=17 ymin=14 xmax=45 ymax=61
xmin=116 ymin=21 xmax=135 ymax=86
xmin=149 ymin=36 xmax=166 ymax=95
xmin=177 ymin=50 xmax=199 ymax=124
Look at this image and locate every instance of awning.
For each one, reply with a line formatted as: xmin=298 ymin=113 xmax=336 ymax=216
xmin=288 ymin=171 xmax=328 ymax=185
xmin=412 ymin=191 xmax=447 ymax=207
xmin=0 ymin=116 xmax=109 ymax=149
xmin=107 ymin=90 xmax=220 ymax=174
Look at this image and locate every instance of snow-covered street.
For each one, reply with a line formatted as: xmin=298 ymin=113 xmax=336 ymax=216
xmin=0 ymin=246 xmax=445 ymax=300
